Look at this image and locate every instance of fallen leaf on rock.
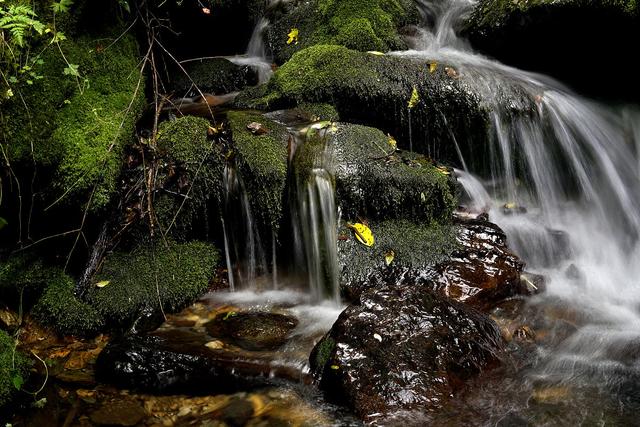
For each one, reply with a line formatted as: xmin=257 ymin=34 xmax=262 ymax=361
xmin=408 ymin=86 xmax=420 ymax=109
xmin=428 ymin=62 xmax=438 ymax=73
xmin=95 ymin=280 xmax=110 ymax=288
xmin=445 ymin=66 xmax=460 ymax=79
xmin=347 ymin=222 xmax=375 ymax=247
xmin=384 ymin=250 xmax=395 ymax=266
xmin=247 ymin=122 xmax=268 ymax=135
xmin=287 ymin=28 xmax=299 ymax=45
xmin=367 ymin=51 xmax=385 ymax=56
xmin=387 ymin=134 xmax=397 ymax=150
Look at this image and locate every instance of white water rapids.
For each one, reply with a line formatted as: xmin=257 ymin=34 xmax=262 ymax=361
xmin=399 ymin=0 xmax=640 ymax=421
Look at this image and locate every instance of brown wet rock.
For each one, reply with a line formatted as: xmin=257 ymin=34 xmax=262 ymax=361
xmin=205 ymin=311 xmax=298 ymax=351
xmin=310 ymin=282 xmax=505 ymax=420
xmin=90 ymin=400 xmax=147 ymax=426
xmin=344 ymin=217 xmax=525 ymax=310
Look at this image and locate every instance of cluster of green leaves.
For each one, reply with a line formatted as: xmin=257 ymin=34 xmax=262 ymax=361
xmin=0 ymin=0 xmax=76 ymax=99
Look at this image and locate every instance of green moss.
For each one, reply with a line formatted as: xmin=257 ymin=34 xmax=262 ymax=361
xmin=227 ymin=111 xmax=289 ymax=233
xmin=338 ymin=219 xmax=459 ymax=288
xmin=0 ymin=253 xmax=57 ymax=294
xmin=265 ymin=0 xmax=419 ymax=63
xmin=467 ymin=0 xmax=638 ymax=29
xmin=312 ymin=335 xmax=335 ymax=371
xmin=1 ymin=30 xmax=146 ymax=211
xmin=89 ymin=241 xmax=218 ymax=325
xmin=32 ymin=273 xmax=105 ymax=337
xmin=296 ymin=103 xmax=340 ymax=121
xmin=238 ymin=45 xmax=490 ymax=164
xmin=0 ymin=329 xmax=31 ymax=409
xmin=154 ymin=116 xmax=225 ymax=240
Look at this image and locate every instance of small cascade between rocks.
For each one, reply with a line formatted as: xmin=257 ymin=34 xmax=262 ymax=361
xmin=289 ymin=124 xmax=341 ymax=304
xmin=403 ymin=0 xmax=640 ymax=421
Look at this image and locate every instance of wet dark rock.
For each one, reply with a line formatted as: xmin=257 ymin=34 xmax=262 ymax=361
xmin=341 ymin=217 xmax=525 ymax=310
xmin=205 ymin=312 xmax=298 ymax=351
xmin=463 ymin=0 xmax=640 ymax=101
xmin=89 ymin=401 xmax=146 ymax=426
xmin=518 ymin=272 xmax=546 ymax=296
xmin=310 ymin=283 xmax=505 ymax=419
xmin=95 ymin=334 xmax=276 ymax=394
xmin=170 ymin=58 xmax=258 ymax=98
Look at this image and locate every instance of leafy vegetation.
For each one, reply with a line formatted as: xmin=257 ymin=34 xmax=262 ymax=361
xmin=0 ymin=329 xmax=31 ymax=408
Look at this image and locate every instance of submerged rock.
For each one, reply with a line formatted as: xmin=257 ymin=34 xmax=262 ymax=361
xmin=205 ymin=311 xmax=298 ymax=351
xmin=310 ymin=283 xmax=505 ymax=420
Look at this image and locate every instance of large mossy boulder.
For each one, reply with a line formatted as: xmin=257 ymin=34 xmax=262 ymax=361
xmin=0 ymin=330 xmax=31 ymax=410
xmin=30 ymin=241 xmax=218 ymax=336
xmin=152 ymin=116 xmax=225 ymax=241
xmin=463 ymin=0 xmax=640 ymax=101
xmin=88 ymin=241 xmax=218 ymax=327
xmin=237 ymin=45 xmax=490 ymax=162
xmin=264 ymin=0 xmax=420 ymax=64
xmin=227 ymin=110 xmax=289 ymax=234
xmin=310 ymin=282 xmax=505 ymax=421
xmin=0 ymin=30 xmax=145 ymax=212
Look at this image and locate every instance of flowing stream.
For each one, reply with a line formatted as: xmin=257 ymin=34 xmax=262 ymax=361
xmin=399 ymin=0 xmax=640 ymax=423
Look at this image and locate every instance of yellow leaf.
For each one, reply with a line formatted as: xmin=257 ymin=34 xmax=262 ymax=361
xmin=504 ymin=202 xmax=517 ymax=209
xmin=347 ymin=222 xmax=375 ymax=247
xmin=408 ymin=87 xmax=420 ymax=109
xmin=330 ymin=364 xmax=340 ymax=370
xmin=367 ymin=51 xmax=385 ymax=56
xmin=387 ymin=134 xmax=397 ymax=150
xmin=428 ymin=62 xmax=438 ymax=73
xmin=95 ymin=280 xmax=110 ymax=288
xmin=384 ymin=250 xmax=395 ymax=266
xmin=436 ymin=166 xmax=450 ymax=175
xmin=287 ymin=28 xmax=299 ymax=45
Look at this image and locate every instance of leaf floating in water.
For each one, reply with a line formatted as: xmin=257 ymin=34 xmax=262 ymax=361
xmin=95 ymin=280 xmax=110 ymax=288
xmin=367 ymin=51 xmax=385 ymax=56
xmin=287 ymin=28 xmax=299 ymax=45
xmin=384 ymin=250 xmax=395 ymax=266
xmin=428 ymin=62 xmax=438 ymax=73
xmin=347 ymin=222 xmax=375 ymax=247
xmin=408 ymin=87 xmax=420 ymax=109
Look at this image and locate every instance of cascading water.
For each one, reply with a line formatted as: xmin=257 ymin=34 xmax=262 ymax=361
xmin=289 ymin=124 xmax=341 ymax=304
xmin=401 ymin=0 xmax=640 ymax=422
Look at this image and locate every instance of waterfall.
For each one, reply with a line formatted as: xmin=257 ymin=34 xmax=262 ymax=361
xmin=222 ymin=164 xmax=269 ymax=289
xmin=403 ymin=0 xmax=640 ymax=413
xmin=289 ymin=125 xmax=341 ymax=304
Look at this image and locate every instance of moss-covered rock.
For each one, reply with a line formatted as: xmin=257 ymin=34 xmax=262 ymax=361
xmin=236 ymin=45 xmax=490 ymax=163
xmin=1 ymin=29 xmax=145 ymax=211
xmin=169 ymin=58 xmax=258 ymax=98
xmin=88 ymin=241 xmax=218 ymax=326
xmin=338 ymin=219 xmax=458 ymax=298
xmin=265 ymin=0 xmax=420 ymax=64
xmin=153 ymin=116 xmax=225 ymax=241
xmin=0 ymin=329 xmax=31 ymax=409
xmin=294 ymin=122 xmax=458 ymax=222
xmin=463 ymin=0 xmax=640 ymax=101
xmin=227 ymin=111 xmax=289 ymax=234
xmin=32 ymin=273 xmax=105 ymax=337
